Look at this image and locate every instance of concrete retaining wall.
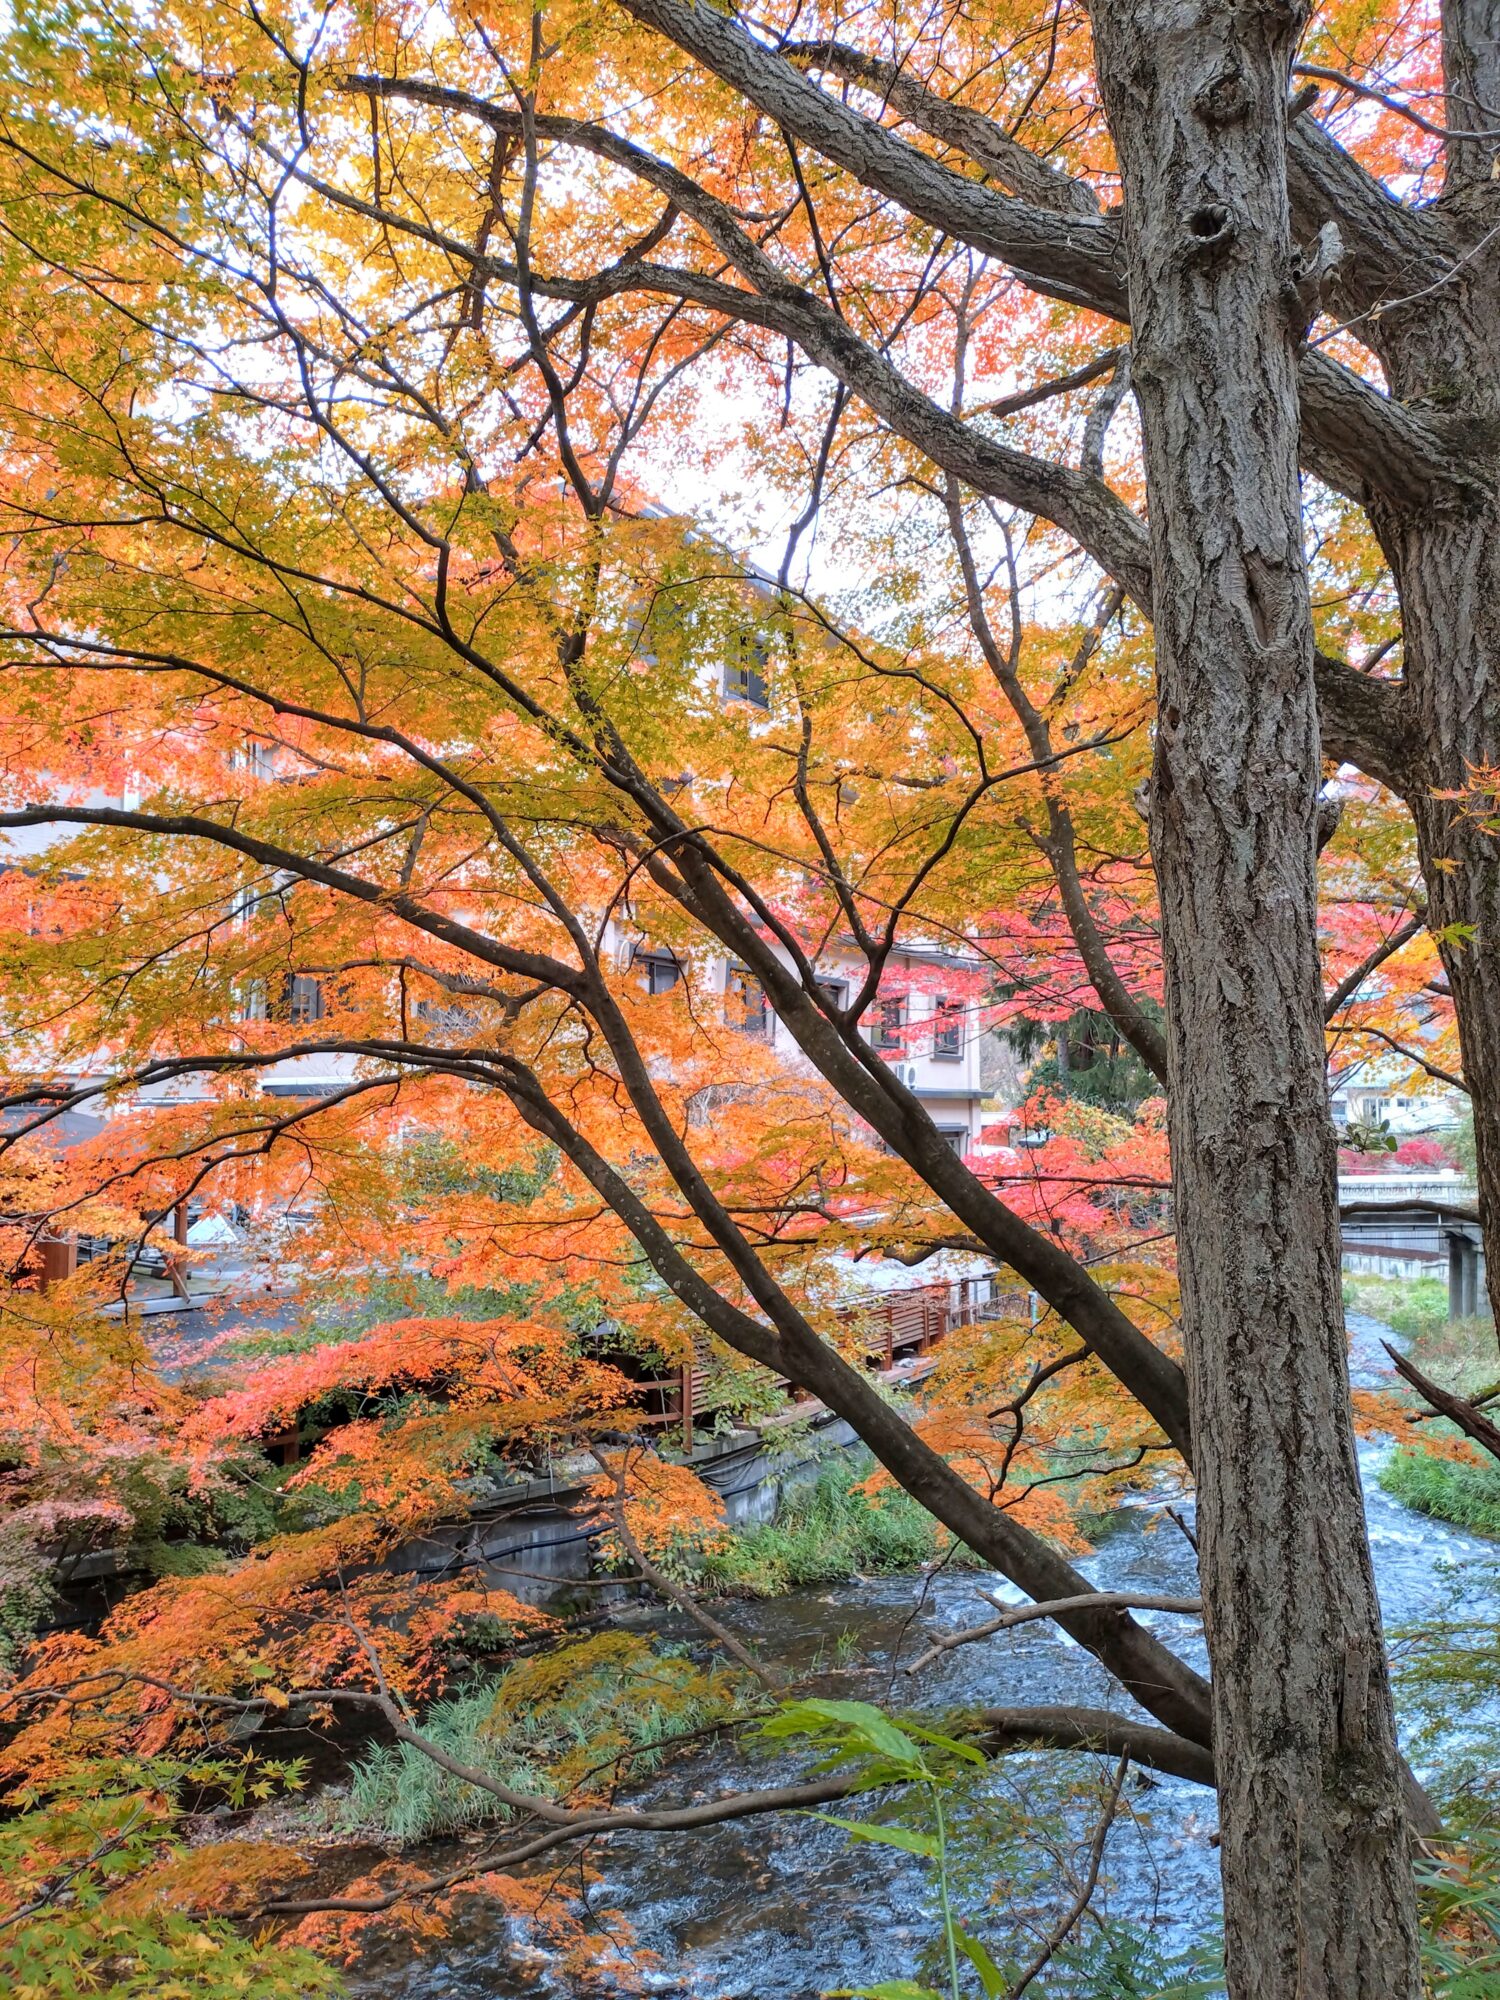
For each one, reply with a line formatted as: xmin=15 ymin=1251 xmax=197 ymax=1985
xmin=379 ymin=1412 xmax=860 ymax=1609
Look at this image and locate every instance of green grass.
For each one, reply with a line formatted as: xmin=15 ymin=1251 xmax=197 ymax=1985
xmin=1347 ymin=1276 xmax=1500 ymax=1537
xmin=1343 ymin=1274 xmax=1496 ymax=1398
xmin=1378 ymin=1446 xmax=1500 ymax=1538
xmin=696 ymin=1455 xmax=984 ymax=1597
xmin=1344 ymin=1272 xmax=1459 ymax=1344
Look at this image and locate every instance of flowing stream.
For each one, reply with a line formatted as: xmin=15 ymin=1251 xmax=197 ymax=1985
xmin=350 ymin=1313 xmax=1493 ymax=1998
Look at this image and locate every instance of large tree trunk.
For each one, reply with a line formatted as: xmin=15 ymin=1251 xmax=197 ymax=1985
xmin=1440 ymin=0 xmax=1500 ymax=196
xmin=1375 ymin=0 xmax=1500 ymax=1335
xmin=1089 ymin=5 xmax=1420 ymax=1995
xmin=1392 ymin=507 xmax=1500 ymax=1333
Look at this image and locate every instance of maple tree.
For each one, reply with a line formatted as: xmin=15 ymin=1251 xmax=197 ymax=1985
xmin=0 ymin=1 xmax=1493 ymax=1995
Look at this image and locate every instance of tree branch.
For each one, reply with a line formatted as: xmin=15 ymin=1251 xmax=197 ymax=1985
xmin=1324 ymin=913 xmax=1426 ymax=1019
xmin=1007 ymin=1750 xmax=1130 ymax=1999
xmin=783 ymin=36 xmax=1101 ymax=218
xmin=1382 ymin=1341 xmax=1500 ymax=1466
xmin=1343 ymin=1024 xmax=1468 ymax=1094
xmin=906 ymin=1591 xmax=1202 ymax=1675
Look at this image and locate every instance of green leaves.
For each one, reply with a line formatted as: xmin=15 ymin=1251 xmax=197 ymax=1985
xmin=950 ymin=1924 xmax=1007 ymax=1997
xmin=1341 ymin=1115 xmax=1399 ymax=1155
xmin=767 ymin=1696 xmax=1010 ymax=2000
xmin=761 ymin=1696 xmax=933 ymax=1779
xmin=0 ymin=1753 xmax=339 ymax=2000
xmin=814 ymin=1814 xmax=940 ymax=1858
xmin=1412 ymin=1825 xmax=1500 ymax=1997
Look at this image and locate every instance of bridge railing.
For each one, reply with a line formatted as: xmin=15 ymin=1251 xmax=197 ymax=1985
xmin=1337 ymin=1174 xmax=1477 ymax=1209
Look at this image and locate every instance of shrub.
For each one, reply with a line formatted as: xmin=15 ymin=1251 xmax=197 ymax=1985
xmin=340 ymin=1631 xmax=742 ymax=1843
xmin=1342 ymin=1275 xmax=1496 ymax=1397
xmin=1395 ymin=1137 xmax=1458 ymax=1170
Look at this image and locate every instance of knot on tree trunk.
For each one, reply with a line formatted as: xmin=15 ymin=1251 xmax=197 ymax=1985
xmin=1292 ymin=220 xmax=1346 ymax=325
xmin=1194 ymin=67 xmax=1251 ymax=127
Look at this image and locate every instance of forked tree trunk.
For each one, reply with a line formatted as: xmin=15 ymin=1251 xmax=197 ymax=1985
xmin=1089 ymin=4 xmax=1421 ymax=1994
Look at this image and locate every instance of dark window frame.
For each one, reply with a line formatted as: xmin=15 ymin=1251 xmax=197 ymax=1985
xmin=724 ymin=633 xmax=770 ymax=710
xmin=634 ymin=948 xmax=683 ymax=996
xmin=932 ymin=997 xmax=964 ymax=1060
xmin=872 ymin=996 xmax=905 ymax=1051
xmin=727 ymin=965 xmax=770 ymax=1036
xmin=288 ymin=974 xmax=325 ymax=1025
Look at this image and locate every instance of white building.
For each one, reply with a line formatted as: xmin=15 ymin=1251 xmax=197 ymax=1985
xmin=0 ymin=769 xmax=359 ymax=1116
xmin=620 ymin=928 xmax=990 ymax=1155
xmin=1328 ymin=1053 xmax=1465 ymax=1138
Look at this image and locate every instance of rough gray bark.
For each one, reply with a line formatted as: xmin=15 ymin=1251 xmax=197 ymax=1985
xmin=1441 ymin=0 xmax=1500 ymax=192
xmin=13 ymin=10 xmax=1473 ymax=1909
xmin=490 ymin=14 xmax=1490 ymax=1314
xmin=610 ymin=0 xmax=1469 ymax=507
xmin=341 ymin=12 xmax=1495 ymax=1707
xmin=1087 ymin=5 xmax=1421 ymax=1995
xmin=1356 ymin=0 xmax=1500 ymax=1337
xmin=340 ymin=71 xmax=1434 ymax=792
xmin=352 ymin=0 xmax=1498 ymax=1542
xmin=1391 ymin=518 xmax=1500 ymax=1335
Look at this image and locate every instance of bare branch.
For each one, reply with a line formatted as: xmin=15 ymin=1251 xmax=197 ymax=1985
xmin=590 ymin=1449 xmax=780 ymax=1688
xmin=1007 ymin=1751 xmax=1130 ymax=1998
xmin=906 ymin=1591 xmax=1202 ymax=1675
xmin=1342 ymin=1023 xmax=1468 ymax=1094
xmin=783 ymin=36 xmax=1102 ymax=219
xmin=1382 ymin=1341 xmax=1500 ymax=1466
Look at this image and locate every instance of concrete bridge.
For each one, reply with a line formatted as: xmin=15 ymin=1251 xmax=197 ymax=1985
xmin=1338 ymin=1176 xmax=1485 ymax=1319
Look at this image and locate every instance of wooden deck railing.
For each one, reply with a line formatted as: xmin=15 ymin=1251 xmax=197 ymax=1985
xmin=643 ymin=1277 xmax=1030 ymax=1449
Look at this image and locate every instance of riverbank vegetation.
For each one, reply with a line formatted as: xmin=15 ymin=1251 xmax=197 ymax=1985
xmin=3 ymin=2 xmax=1500 ymax=1996
xmin=1344 ymin=1275 xmax=1496 ymax=1392
xmin=341 ymin=1634 xmax=745 ymax=1845
xmin=1379 ymin=1450 xmax=1500 ymax=1541
xmin=698 ymin=1458 xmax=988 ymax=1598
xmin=1343 ymin=1277 xmax=1500 ymax=1535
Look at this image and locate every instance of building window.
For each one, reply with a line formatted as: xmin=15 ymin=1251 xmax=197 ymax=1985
xmin=933 ymin=998 xmax=964 ymax=1059
xmin=727 ymin=967 xmax=770 ymax=1036
xmin=724 ymin=634 xmax=770 ymax=710
xmin=635 ymin=949 xmax=682 ymax=996
xmin=935 ymin=1126 xmax=969 ymax=1156
xmin=236 ymin=973 xmax=324 ymax=1024
xmin=872 ymin=996 xmax=905 ymax=1051
xmin=628 ymin=583 xmax=687 ymax=671
xmin=289 ymin=975 xmax=325 ymax=1024
xmin=229 ymin=740 xmax=277 ymax=781
xmin=816 ymin=978 xmax=847 ymax=1014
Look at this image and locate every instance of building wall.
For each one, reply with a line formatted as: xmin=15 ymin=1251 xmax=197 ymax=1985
xmin=615 ymin=925 xmax=990 ymax=1150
